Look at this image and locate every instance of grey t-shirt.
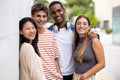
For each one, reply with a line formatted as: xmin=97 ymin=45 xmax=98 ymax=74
xmin=73 ymin=37 xmax=97 ymax=74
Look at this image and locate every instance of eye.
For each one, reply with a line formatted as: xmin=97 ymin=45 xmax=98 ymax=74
xmin=83 ymin=22 xmax=88 ymax=25
xmin=76 ymin=22 xmax=81 ymax=25
xmin=26 ymin=27 xmax=31 ymax=30
xmin=32 ymin=27 xmax=36 ymax=29
xmin=58 ymin=9 xmax=62 ymax=12
xmin=51 ymin=11 xmax=55 ymax=15
xmin=43 ymin=15 xmax=47 ymax=18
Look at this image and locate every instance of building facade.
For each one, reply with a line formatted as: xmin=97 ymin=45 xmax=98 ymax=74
xmin=94 ymin=0 xmax=112 ymax=29
xmin=94 ymin=0 xmax=120 ymax=44
xmin=112 ymin=0 xmax=120 ymax=44
xmin=0 ymin=0 xmax=33 ymax=80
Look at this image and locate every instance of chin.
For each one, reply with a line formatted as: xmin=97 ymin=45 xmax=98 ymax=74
xmin=38 ymin=26 xmax=43 ymax=28
xmin=56 ymin=19 xmax=63 ymax=23
xmin=79 ymin=32 xmax=85 ymax=35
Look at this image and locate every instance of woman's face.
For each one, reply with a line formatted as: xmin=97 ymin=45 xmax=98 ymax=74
xmin=20 ymin=21 xmax=36 ymax=42
xmin=76 ymin=17 xmax=90 ymax=37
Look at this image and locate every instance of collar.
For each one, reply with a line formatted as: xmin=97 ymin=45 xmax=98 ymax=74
xmin=53 ymin=21 xmax=71 ymax=32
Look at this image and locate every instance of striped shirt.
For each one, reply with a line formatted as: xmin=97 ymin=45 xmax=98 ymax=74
xmin=37 ymin=29 xmax=61 ymax=80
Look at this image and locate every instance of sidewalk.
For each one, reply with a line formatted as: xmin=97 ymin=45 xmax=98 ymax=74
xmin=94 ymin=29 xmax=120 ymax=80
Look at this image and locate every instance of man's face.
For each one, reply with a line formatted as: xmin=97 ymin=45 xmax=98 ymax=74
xmin=50 ymin=4 xmax=65 ymax=24
xmin=32 ymin=10 xmax=47 ymax=28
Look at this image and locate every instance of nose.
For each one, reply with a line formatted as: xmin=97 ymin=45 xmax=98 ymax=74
xmin=40 ymin=17 xmax=44 ymax=21
xmin=30 ymin=28 xmax=36 ymax=33
xmin=55 ymin=12 xmax=59 ymax=16
xmin=80 ymin=24 xmax=84 ymax=28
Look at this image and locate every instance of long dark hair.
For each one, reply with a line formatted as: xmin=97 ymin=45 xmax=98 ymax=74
xmin=19 ymin=17 xmax=40 ymax=56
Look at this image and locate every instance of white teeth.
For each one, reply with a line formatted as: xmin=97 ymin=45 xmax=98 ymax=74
xmin=56 ymin=17 xmax=61 ymax=20
xmin=29 ymin=33 xmax=35 ymax=37
xmin=79 ymin=28 xmax=85 ymax=31
xmin=37 ymin=21 xmax=43 ymax=25
xmin=38 ymin=22 xmax=43 ymax=25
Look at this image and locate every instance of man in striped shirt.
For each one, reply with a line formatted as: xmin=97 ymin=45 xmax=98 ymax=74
xmin=31 ymin=3 xmax=62 ymax=80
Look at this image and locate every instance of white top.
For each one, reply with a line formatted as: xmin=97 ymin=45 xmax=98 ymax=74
xmin=19 ymin=43 xmax=46 ymax=80
xmin=52 ymin=26 xmax=75 ymax=76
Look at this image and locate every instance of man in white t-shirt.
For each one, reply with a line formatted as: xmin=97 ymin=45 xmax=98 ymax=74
xmin=48 ymin=1 xmax=75 ymax=80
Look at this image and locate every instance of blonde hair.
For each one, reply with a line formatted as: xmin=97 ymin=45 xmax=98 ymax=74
xmin=77 ymin=34 xmax=88 ymax=64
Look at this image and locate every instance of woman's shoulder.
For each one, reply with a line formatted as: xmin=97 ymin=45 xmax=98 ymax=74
xmin=20 ymin=43 xmax=34 ymax=54
xmin=19 ymin=43 xmax=37 ymax=60
xmin=91 ymin=37 xmax=101 ymax=48
xmin=92 ymin=37 xmax=99 ymax=42
xmin=21 ymin=43 xmax=33 ymax=49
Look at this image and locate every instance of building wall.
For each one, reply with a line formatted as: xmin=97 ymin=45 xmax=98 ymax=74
xmin=94 ymin=0 xmax=120 ymax=44
xmin=112 ymin=5 xmax=120 ymax=44
xmin=0 ymin=0 xmax=33 ymax=80
xmin=112 ymin=0 xmax=120 ymax=7
xmin=94 ymin=0 xmax=112 ymax=29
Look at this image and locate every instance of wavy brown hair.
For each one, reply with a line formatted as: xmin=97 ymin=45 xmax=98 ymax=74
xmin=73 ymin=14 xmax=97 ymax=64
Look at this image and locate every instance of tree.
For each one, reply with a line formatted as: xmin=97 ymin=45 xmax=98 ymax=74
xmin=65 ymin=0 xmax=98 ymax=27
xmin=34 ymin=0 xmax=48 ymax=4
xmin=66 ymin=0 xmax=94 ymax=18
xmin=86 ymin=12 xmax=98 ymax=28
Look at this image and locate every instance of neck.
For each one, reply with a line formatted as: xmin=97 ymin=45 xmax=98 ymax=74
xmin=56 ymin=19 xmax=66 ymax=28
xmin=79 ymin=33 xmax=88 ymax=38
xmin=29 ymin=40 xmax=32 ymax=44
xmin=38 ymin=27 xmax=45 ymax=33
xmin=79 ymin=34 xmax=85 ymax=38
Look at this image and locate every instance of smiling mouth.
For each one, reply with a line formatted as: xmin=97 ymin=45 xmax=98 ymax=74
xmin=38 ymin=22 xmax=44 ymax=25
xmin=29 ymin=33 xmax=35 ymax=37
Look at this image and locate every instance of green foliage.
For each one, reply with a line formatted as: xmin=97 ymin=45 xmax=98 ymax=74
xmin=65 ymin=0 xmax=98 ymax=27
xmin=85 ymin=12 xmax=98 ymax=28
xmin=34 ymin=0 xmax=48 ymax=4
xmin=105 ymin=28 xmax=112 ymax=34
xmin=66 ymin=0 xmax=94 ymax=20
xmin=66 ymin=0 xmax=93 ymax=7
xmin=34 ymin=0 xmax=98 ymax=25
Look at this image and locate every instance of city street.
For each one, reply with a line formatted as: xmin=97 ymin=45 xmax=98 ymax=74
xmin=95 ymin=29 xmax=120 ymax=80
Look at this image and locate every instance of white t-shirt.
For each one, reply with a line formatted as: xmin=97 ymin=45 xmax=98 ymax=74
xmin=52 ymin=26 xmax=75 ymax=76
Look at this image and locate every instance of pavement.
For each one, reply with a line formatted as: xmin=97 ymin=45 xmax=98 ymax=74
xmin=93 ymin=29 xmax=120 ymax=80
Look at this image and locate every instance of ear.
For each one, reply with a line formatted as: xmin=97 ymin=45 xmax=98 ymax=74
xmin=31 ymin=15 xmax=34 ymax=19
xmin=63 ymin=8 xmax=66 ymax=14
xmin=20 ymin=31 xmax=23 ymax=35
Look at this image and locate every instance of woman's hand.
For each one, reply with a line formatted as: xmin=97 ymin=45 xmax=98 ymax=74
xmin=80 ymin=74 xmax=87 ymax=80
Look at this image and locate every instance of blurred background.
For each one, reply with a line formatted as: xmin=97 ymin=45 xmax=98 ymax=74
xmin=0 ymin=0 xmax=120 ymax=80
